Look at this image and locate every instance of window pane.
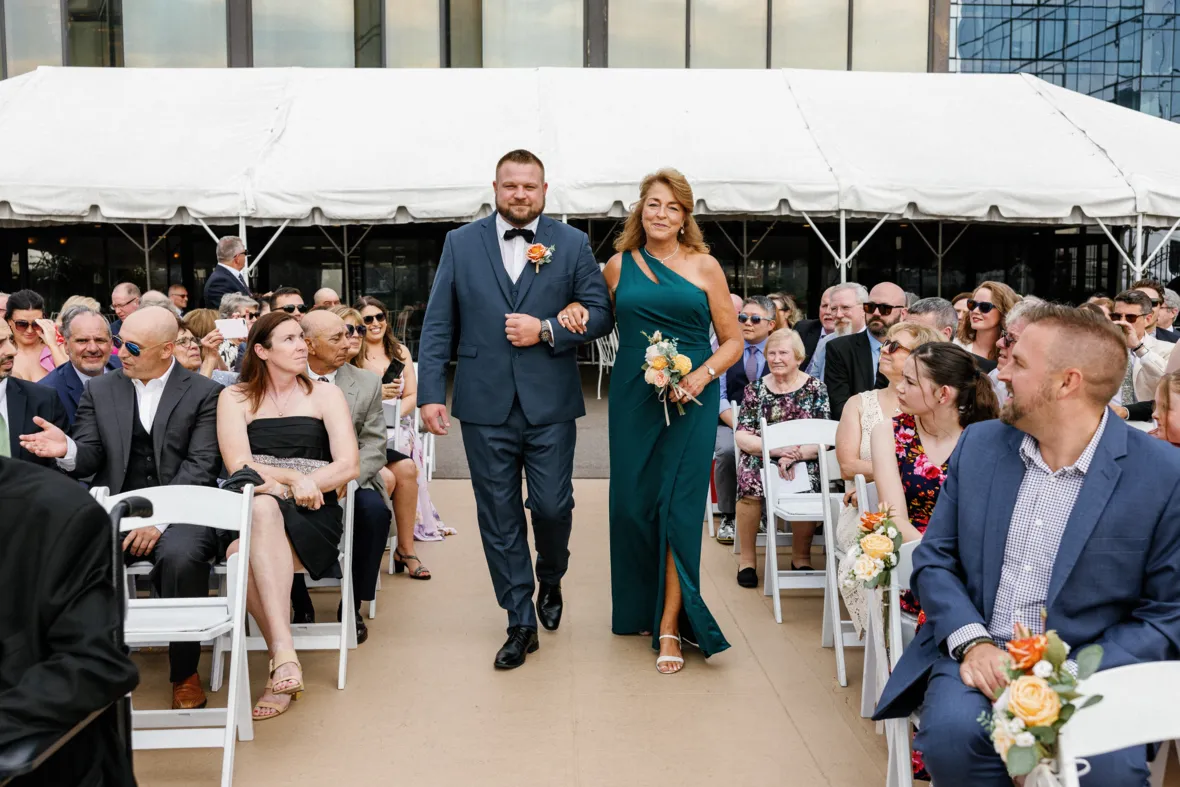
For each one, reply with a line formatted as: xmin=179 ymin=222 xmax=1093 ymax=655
xmin=253 ymin=0 xmax=355 ymax=67
xmin=356 ymin=0 xmax=382 ymax=67
xmin=67 ymin=0 xmax=122 ymax=67
xmin=690 ymin=0 xmax=767 ymax=68
xmin=771 ymin=0 xmax=848 ymax=70
xmin=851 ymin=0 xmax=929 ymax=72
xmin=482 ymin=0 xmax=582 ymax=67
xmin=386 ymin=0 xmax=441 ymax=67
xmin=447 ymin=0 xmax=482 ymax=67
xmin=4 ymin=0 xmax=63 ymax=77
xmin=608 ymin=0 xmax=686 ymax=68
xmin=123 ymin=0 xmax=227 ymax=67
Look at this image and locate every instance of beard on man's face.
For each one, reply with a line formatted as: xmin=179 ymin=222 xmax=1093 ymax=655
xmin=496 ymin=195 xmax=545 ymax=227
xmin=1000 ymin=381 xmax=1052 ymax=427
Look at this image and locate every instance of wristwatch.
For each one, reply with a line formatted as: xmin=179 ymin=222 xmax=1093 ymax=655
xmin=953 ymin=636 xmax=994 ymax=662
xmin=705 ymin=364 xmax=716 ymax=379
xmin=539 ymin=319 xmax=554 ymax=347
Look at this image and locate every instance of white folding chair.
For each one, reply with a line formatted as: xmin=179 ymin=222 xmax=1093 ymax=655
xmin=247 ymin=480 xmax=358 ymax=690
xmin=885 ymin=539 xmax=921 ymax=787
xmin=1059 ymin=662 xmax=1180 ymax=787
xmin=854 ymin=475 xmax=887 ymax=720
xmin=594 ymin=328 xmax=618 ymax=400
xmin=703 ymin=488 xmax=714 ymax=539
xmin=92 ymin=485 xmax=255 ymax=787
xmin=1151 ymin=739 xmax=1174 ymax=787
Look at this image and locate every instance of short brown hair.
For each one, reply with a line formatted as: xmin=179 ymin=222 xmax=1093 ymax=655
xmin=1132 ymin=278 xmax=1166 ymax=300
xmin=496 ymin=149 xmax=545 ymax=180
xmin=1023 ymin=302 xmax=1126 ymax=406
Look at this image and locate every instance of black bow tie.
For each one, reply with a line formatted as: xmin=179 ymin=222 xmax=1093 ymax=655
xmin=503 ymin=227 xmax=535 ymax=243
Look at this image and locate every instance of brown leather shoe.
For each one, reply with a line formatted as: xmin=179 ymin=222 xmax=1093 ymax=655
xmin=171 ymin=674 xmax=208 ymax=710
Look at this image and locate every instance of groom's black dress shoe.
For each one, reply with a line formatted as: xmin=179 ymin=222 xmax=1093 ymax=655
xmin=494 ymin=626 xmax=539 ymax=670
xmin=537 ymin=582 xmax=564 ymax=631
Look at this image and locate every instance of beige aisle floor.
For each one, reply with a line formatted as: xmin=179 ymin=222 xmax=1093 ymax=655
xmin=130 ymin=479 xmax=1180 ymax=787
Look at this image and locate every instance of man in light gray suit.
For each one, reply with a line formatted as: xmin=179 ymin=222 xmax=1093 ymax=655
xmin=302 ymin=310 xmax=394 ymax=645
xmin=419 ymin=149 xmax=614 ymax=669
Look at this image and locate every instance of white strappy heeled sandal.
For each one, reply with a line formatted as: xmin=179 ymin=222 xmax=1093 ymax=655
xmin=655 ymin=634 xmax=684 ymax=674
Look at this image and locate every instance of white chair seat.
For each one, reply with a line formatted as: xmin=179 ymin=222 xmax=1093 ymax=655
xmin=772 ymin=495 xmax=826 ymax=518
xmin=126 ymin=607 xmax=232 ymax=640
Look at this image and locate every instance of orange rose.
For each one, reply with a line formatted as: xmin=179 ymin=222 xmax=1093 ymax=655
xmin=860 ymin=511 xmax=887 ymax=532
xmin=1007 ymin=632 xmax=1049 ymax=671
xmin=1007 ymin=675 xmax=1061 ymax=727
xmin=527 ymin=244 xmax=547 ymax=262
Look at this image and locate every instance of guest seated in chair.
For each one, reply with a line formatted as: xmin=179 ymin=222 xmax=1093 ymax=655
xmin=216 ymin=312 xmax=358 ymax=720
xmin=874 ymin=304 xmax=1180 ymax=786
xmin=733 ymin=328 xmax=829 ymax=587
xmin=37 ymin=306 xmax=121 ymax=426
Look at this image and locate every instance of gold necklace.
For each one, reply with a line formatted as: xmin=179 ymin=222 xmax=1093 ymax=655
xmin=267 ymin=383 xmax=298 ymax=416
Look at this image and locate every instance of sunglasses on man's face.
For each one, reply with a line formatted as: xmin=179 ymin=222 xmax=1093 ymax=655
xmin=1111 ymin=312 xmax=1147 ymax=325
xmin=362 ymin=313 xmax=387 ymax=325
xmin=113 ymin=335 xmax=169 ymax=357
xmin=864 ymin=302 xmax=903 ymax=317
xmin=9 ymin=319 xmax=41 ymax=333
xmin=882 ymin=339 xmax=912 ymax=355
xmin=967 ymin=299 xmax=997 ymax=314
xmin=279 ymin=304 xmax=309 ymax=314
xmin=736 ymin=313 xmax=765 ymax=325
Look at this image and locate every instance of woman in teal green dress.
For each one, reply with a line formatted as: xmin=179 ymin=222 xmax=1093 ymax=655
xmin=559 ymin=169 xmax=742 ymax=673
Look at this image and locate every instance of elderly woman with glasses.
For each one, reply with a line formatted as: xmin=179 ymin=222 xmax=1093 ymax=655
xmin=954 ymin=281 xmax=1019 ymax=369
xmin=833 ymin=321 xmax=943 ymax=635
xmin=6 ymin=289 xmax=67 ymax=382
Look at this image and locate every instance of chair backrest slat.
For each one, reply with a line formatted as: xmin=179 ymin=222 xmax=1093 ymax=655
xmin=896 ymin=540 xmax=919 ymax=592
xmin=103 ymin=485 xmax=253 ymax=532
xmin=1060 ymin=662 xmax=1180 ymax=763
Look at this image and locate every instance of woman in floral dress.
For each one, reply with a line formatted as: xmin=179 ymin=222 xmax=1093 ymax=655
xmin=734 ymin=328 xmax=830 ymax=587
xmin=869 ymin=342 xmax=999 ymax=778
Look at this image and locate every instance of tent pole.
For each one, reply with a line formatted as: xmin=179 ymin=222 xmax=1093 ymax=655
xmin=1093 ymin=218 xmax=1136 ymax=284
xmin=245 ymin=219 xmax=290 ymax=278
xmin=937 ymin=222 xmax=943 ymax=298
xmin=238 ymin=217 xmax=248 ymax=285
xmin=1134 ymin=214 xmax=1144 ymax=282
xmin=343 ymin=225 xmax=350 ymax=304
xmin=194 ymin=218 xmax=219 ymax=244
xmin=742 ymin=220 xmax=748 ymax=298
xmin=142 ymin=224 xmax=151 ymax=291
xmin=1141 ymin=215 xmax=1180 ymax=269
xmin=839 ymin=210 xmax=847 ymax=283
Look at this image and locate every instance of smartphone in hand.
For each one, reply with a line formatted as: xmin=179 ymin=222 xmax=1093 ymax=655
xmin=381 ymin=358 xmax=406 ymax=385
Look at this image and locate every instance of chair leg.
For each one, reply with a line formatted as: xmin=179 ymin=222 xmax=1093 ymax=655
xmin=821 ymin=587 xmax=834 ymax=648
xmin=210 ymin=635 xmax=226 ymax=693
xmin=765 ymin=520 xmax=782 ymax=623
xmin=368 ymin=595 xmax=377 ymax=619
xmin=1150 ymin=740 xmax=1172 ymax=787
xmin=861 ymin=624 xmax=877 ymax=718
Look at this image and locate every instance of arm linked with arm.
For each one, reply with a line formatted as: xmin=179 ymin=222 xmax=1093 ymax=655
xmin=550 ymin=235 xmax=614 ymax=355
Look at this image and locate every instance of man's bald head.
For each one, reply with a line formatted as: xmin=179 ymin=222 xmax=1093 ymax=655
xmin=123 ymin=306 xmax=180 ymax=343
xmin=118 ymin=306 xmax=179 ymax=381
xmin=729 ymin=294 xmax=743 ymax=314
xmin=313 ymin=288 xmax=341 ymax=308
xmin=302 ymin=309 xmax=342 ymax=339
xmin=303 ymin=310 xmax=350 ymax=374
xmin=866 ymin=281 xmax=909 ymax=339
xmin=869 ymin=282 xmax=906 ymax=305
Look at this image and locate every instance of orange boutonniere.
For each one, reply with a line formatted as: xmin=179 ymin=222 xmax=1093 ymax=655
xmin=526 ymin=243 xmax=555 ymax=273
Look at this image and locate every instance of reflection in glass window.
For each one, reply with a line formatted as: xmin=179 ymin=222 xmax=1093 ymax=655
xmin=386 ymin=0 xmax=441 ymax=67
xmin=482 ymin=0 xmax=582 ymax=67
xmin=770 ymin=0 xmax=847 ymax=70
xmin=124 ymin=0 xmax=227 ymax=67
xmin=448 ymin=0 xmax=482 ymax=67
xmin=690 ymin=0 xmax=766 ymax=68
xmin=852 ymin=0 xmax=929 ymax=72
xmin=253 ymin=0 xmax=355 ymax=67
xmin=4 ymin=0 xmax=64 ymax=77
xmin=67 ymin=0 xmax=122 ymax=67
xmin=608 ymin=0 xmax=686 ymax=68
xmin=356 ymin=0 xmax=382 ymax=67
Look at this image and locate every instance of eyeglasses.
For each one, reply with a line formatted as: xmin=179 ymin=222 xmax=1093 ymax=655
xmin=1111 ymin=312 xmax=1147 ymax=325
xmin=175 ymin=337 xmax=198 ymax=348
xmin=279 ymin=304 xmax=309 ymax=314
xmin=113 ymin=335 xmax=170 ymax=357
xmin=736 ymin=313 xmax=766 ymax=325
xmin=864 ymin=302 xmax=904 ymax=317
xmin=1000 ymin=330 xmax=1020 ymax=346
xmin=967 ymin=300 xmax=997 ymax=314
xmin=362 ymin=313 xmax=387 ymax=325
xmin=343 ymin=324 xmax=360 ymax=337
xmin=882 ymin=340 xmax=912 ymax=355
xmin=9 ymin=319 xmax=41 ymax=333
xmin=111 ymin=297 xmax=139 ymax=311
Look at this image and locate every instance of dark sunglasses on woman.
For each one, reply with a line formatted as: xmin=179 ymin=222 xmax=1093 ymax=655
xmin=279 ymin=304 xmax=309 ymax=314
xmin=966 ymin=299 xmax=997 ymax=314
xmin=736 ymin=313 xmax=764 ymax=325
xmin=864 ymin=302 xmax=901 ymax=316
xmin=113 ymin=335 xmax=168 ymax=357
xmin=8 ymin=319 xmax=41 ymax=333
xmin=343 ymin=324 xmax=359 ymax=336
xmin=881 ymin=339 xmax=911 ymax=354
xmin=362 ymin=313 xmax=387 ymax=325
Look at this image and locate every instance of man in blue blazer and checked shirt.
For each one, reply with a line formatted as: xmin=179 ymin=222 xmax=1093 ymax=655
xmin=418 ymin=150 xmax=614 ymax=670
xmin=874 ymin=303 xmax=1180 ymax=785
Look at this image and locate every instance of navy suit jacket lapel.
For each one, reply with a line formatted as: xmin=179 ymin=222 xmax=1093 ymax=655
xmin=64 ymin=366 xmax=83 ymax=412
xmin=1046 ymin=419 xmax=1125 ymax=609
xmin=514 ymin=215 xmax=553 ymax=310
xmin=481 ymin=215 xmax=515 ymax=308
xmin=7 ymin=381 xmax=27 ymax=457
xmin=982 ymin=428 xmax=1027 ymax=623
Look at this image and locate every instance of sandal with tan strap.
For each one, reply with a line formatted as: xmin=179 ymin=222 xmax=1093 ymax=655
xmin=252 ymin=679 xmax=298 ymax=720
xmin=269 ymin=648 xmax=304 ymax=697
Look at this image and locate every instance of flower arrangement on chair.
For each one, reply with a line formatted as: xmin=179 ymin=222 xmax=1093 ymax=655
xmin=842 ymin=504 xmax=903 ymax=590
xmin=978 ymin=621 xmax=1104 ymax=784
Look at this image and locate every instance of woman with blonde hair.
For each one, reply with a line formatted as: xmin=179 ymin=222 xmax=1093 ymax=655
xmin=330 ymin=305 xmax=365 ymax=364
xmin=956 ymin=280 xmax=1018 ymax=366
xmin=56 ymin=295 xmax=102 ymax=323
xmin=1151 ymin=371 xmax=1180 ymax=446
xmin=559 ymin=167 xmax=743 ymax=673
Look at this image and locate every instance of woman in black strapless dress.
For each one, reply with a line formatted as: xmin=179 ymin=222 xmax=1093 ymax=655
xmin=217 ymin=311 xmax=359 ymax=721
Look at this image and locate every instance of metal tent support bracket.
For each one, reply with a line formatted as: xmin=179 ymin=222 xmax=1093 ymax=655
xmin=192 ymin=217 xmax=291 ymax=288
xmin=318 ymin=224 xmax=374 ymax=303
xmin=911 ymin=222 xmax=969 ymax=297
xmin=711 ymin=219 xmax=779 ymax=298
xmin=799 ymin=210 xmax=892 ymax=283
xmin=112 ymin=223 xmax=175 ymax=291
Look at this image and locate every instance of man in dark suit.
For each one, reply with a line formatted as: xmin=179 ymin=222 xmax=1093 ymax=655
xmin=38 ymin=307 xmax=121 ymax=426
xmin=0 ymin=320 xmax=68 ymax=465
xmin=418 ymin=149 xmax=614 ymax=669
xmin=874 ymin=305 xmax=1180 ymax=786
xmin=1132 ymin=278 xmax=1180 ymax=344
xmin=203 ymin=235 xmax=251 ymax=310
xmin=20 ymin=306 xmax=223 ymax=712
xmin=0 ymin=457 xmax=139 ymax=787
xmin=824 ymin=281 xmax=908 ymax=420
xmin=794 ymin=285 xmax=836 ymax=371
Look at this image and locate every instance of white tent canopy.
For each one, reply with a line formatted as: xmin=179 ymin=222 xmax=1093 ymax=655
xmin=1 ymin=66 xmax=1180 ymax=232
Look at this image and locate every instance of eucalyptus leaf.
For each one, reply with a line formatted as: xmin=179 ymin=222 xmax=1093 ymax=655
xmin=1029 ymin=726 xmax=1057 ymax=744
xmin=1058 ymin=703 xmax=1076 ymax=723
xmin=1044 ymin=636 xmax=1068 ymax=666
xmin=1075 ymin=645 xmax=1104 ymax=681
xmin=1078 ymin=694 xmax=1103 ymax=710
xmin=1006 ymin=746 xmax=1038 ymax=777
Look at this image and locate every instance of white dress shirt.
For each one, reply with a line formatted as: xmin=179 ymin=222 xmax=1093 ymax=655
xmin=217 ymin=261 xmax=248 ymax=287
xmin=0 ymin=377 xmax=8 ymax=435
xmin=308 ymin=365 xmax=337 ymax=384
xmin=72 ymin=362 xmax=104 ymax=388
xmin=495 ymin=213 xmax=540 ymax=284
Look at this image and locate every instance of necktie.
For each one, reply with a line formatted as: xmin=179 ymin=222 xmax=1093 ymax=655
xmin=318 ymin=376 xmax=329 ymax=383
xmin=745 ymin=346 xmax=759 ymax=383
xmin=503 ymin=227 xmax=535 ymax=243
xmin=1121 ymin=353 xmax=1137 ymax=405
xmin=0 ymin=415 xmax=9 ymax=458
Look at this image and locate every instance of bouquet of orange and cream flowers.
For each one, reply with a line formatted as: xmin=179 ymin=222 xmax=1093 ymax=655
xmin=842 ymin=504 xmax=903 ymax=590
xmin=978 ymin=622 xmax=1104 ymax=781
xmin=642 ymin=330 xmax=701 ymax=424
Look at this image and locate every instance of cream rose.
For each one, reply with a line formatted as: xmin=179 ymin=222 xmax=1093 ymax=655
xmin=651 ymin=369 xmax=670 ymax=389
xmin=1008 ymin=675 xmax=1061 ymax=727
xmin=852 ymin=553 xmax=880 ymax=583
xmin=645 ymin=345 xmax=660 ymax=363
xmin=992 ymin=721 xmax=1015 ymax=760
xmin=644 ymin=367 xmax=659 ymax=385
xmin=859 ymin=532 xmax=895 ymax=561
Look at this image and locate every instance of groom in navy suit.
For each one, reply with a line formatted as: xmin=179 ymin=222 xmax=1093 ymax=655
xmin=874 ymin=303 xmax=1180 ymax=786
xmin=418 ymin=150 xmax=614 ymax=669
